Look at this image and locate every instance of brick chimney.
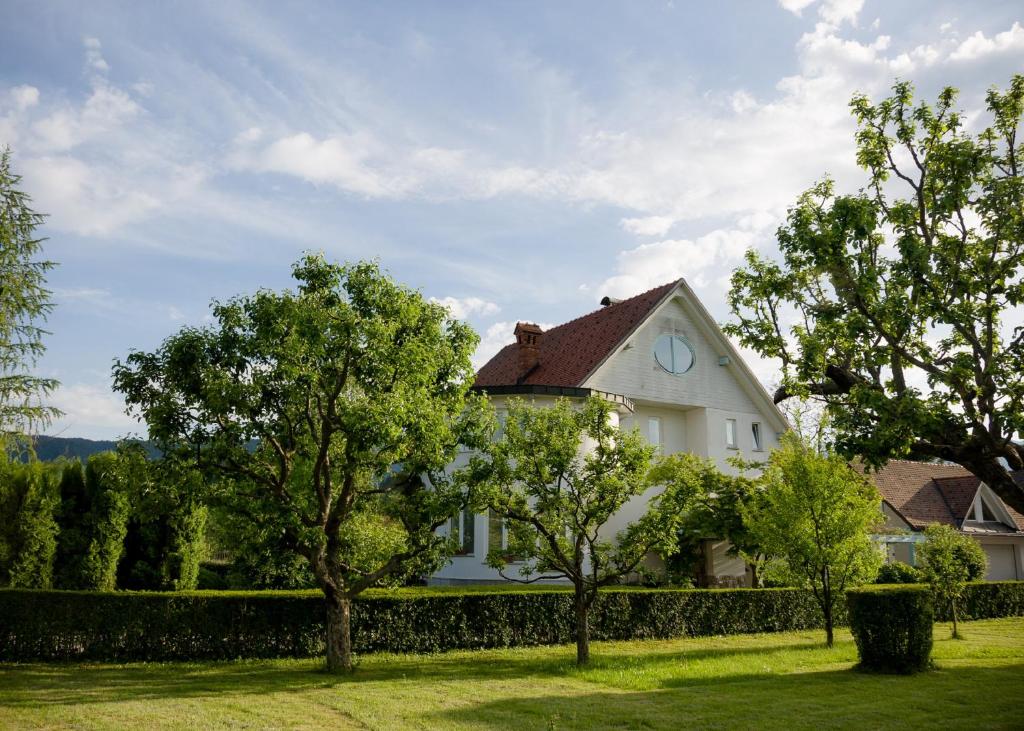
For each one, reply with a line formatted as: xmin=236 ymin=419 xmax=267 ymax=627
xmin=514 ymin=322 xmax=543 ymax=381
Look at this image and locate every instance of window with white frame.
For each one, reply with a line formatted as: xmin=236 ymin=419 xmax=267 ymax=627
xmin=648 ymin=416 xmax=662 ymax=453
xmin=726 ymin=418 xmax=737 ymax=449
xmin=751 ymin=422 xmax=763 ymax=451
xmin=449 ymin=508 xmax=475 ymax=555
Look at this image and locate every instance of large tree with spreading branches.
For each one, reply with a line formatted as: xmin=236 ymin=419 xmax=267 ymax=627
xmin=114 ymin=255 xmax=490 ymax=672
xmin=726 ymin=76 xmax=1024 ymax=512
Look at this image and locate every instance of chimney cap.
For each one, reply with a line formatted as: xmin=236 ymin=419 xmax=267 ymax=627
xmin=600 ymin=296 xmax=622 ymax=307
xmin=514 ymin=322 xmax=543 ymax=336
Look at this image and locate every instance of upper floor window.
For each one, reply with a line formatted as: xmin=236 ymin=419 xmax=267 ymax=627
xmin=653 ymin=334 xmax=695 ymax=375
xmin=726 ymin=418 xmax=737 ymax=449
xmin=751 ymin=422 xmax=763 ymax=451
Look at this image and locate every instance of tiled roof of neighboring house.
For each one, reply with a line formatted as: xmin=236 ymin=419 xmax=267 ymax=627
xmin=860 ymin=460 xmax=1024 ymax=531
xmin=932 ymin=475 xmax=981 ymax=524
xmin=475 ymin=280 xmax=680 ymax=388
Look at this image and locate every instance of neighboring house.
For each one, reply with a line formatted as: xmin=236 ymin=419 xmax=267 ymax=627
xmin=866 ymin=460 xmax=1024 ymax=580
xmin=431 ymin=279 xmax=789 ymax=585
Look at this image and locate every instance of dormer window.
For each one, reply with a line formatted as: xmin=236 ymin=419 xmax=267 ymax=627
xmin=653 ymin=334 xmax=695 ymax=375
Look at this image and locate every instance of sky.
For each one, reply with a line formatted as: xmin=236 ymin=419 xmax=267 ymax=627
xmin=1 ymin=0 xmax=1022 ymax=440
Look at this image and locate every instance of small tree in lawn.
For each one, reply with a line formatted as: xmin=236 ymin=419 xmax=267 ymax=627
xmin=113 ymin=255 xmax=489 ymax=672
xmin=918 ymin=522 xmax=988 ymax=639
xmin=746 ymin=431 xmax=883 ymax=647
xmin=473 ymin=396 xmax=677 ymax=666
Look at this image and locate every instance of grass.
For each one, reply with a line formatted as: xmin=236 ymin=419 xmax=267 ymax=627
xmin=1 ymin=618 xmax=1022 ymax=730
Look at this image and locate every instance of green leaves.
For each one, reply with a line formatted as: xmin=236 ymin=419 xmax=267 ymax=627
xmin=114 ymin=254 xmax=488 ymax=667
xmin=473 ymin=396 xmax=672 ymax=591
xmin=0 ymin=148 xmax=60 ymax=445
xmin=728 ymin=75 xmax=1024 ymax=513
xmin=745 ymin=431 xmax=883 ymax=644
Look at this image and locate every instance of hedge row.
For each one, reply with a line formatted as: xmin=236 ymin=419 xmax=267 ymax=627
xmin=1 ymin=581 xmax=1021 ymax=662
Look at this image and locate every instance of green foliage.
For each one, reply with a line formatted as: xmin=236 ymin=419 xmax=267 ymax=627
xmin=745 ymin=431 xmax=883 ymax=645
xmin=472 ymin=395 xmax=676 ymax=664
xmin=0 ymin=586 xmax=838 ymax=662
xmin=875 ymin=561 xmax=924 ymax=584
xmin=918 ymin=523 xmax=989 ymax=637
xmin=0 ymin=457 xmax=60 ymax=587
xmin=52 ymin=455 xmax=131 ymax=590
xmin=847 ymin=585 xmax=933 ymax=673
xmin=649 ymin=453 xmax=763 ymax=586
xmin=725 ymin=75 xmax=1024 ymax=514
xmin=113 ymin=255 xmax=488 ymax=671
xmin=117 ymin=449 xmax=207 ymax=591
xmin=3 ymin=582 xmax=1021 ymax=663
xmin=0 ymin=148 xmax=60 ymax=447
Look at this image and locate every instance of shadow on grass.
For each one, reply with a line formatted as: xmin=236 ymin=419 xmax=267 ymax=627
xmin=0 ymin=637 xmax=835 ymax=708
xmin=425 ymin=662 xmax=1024 ymax=730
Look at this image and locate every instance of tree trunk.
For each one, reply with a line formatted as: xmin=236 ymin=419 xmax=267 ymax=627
xmin=325 ymin=594 xmax=353 ymax=672
xmin=951 ymin=597 xmax=961 ymax=640
xmin=822 ymin=567 xmax=834 ymax=648
xmin=575 ymin=588 xmax=591 ymax=666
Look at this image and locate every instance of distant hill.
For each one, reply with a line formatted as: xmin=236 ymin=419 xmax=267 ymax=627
xmin=30 ymin=435 xmax=160 ymax=462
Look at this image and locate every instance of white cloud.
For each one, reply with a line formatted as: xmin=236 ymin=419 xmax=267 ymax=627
xmin=83 ymin=37 xmax=110 ymax=73
xmin=21 ymin=155 xmax=163 ymax=235
xmin=950 ymin=22 xmax=1024 ymax=62
xmin=243 ymin=131 xmax=397 ymax=197
xmin=31 ymin=83 xmax=140 ymax=152
xmin=48 ymin=383 xmax=140 ymax=439
xmin=620 ymin=215 xmax=675 ymax=237
xmin=430 ymin=296 xmax=500 ymax=320
xmin=53 ymin=287 xmax=111 ymax=302
xmin=818 ymin=0 xmax=864 ymax=27
xmin=779 ymin=0 xmax=817 ymax=16
xmin=598 ymin=228 xmax=757 ymax=300
xmin=11 ymin=85 xmax=39 ymax=111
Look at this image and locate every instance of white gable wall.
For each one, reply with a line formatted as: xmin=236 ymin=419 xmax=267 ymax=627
xmin=584 ymin=292 xmax=783 ymax=472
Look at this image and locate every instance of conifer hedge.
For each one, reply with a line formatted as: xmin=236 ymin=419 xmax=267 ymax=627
xmin=2 ymin=582 xmax=1019 ymax=662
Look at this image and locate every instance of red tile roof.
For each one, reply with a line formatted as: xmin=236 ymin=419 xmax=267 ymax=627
xmin=861 ymin=460 xmax=1024 ymax=531
xmin=475 ymin=280 xmax=680 ymax=388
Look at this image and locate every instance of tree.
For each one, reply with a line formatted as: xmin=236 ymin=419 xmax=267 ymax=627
xmin=0 ymin=148 xmax=60 ymax=447
xmin=746 ymin=431 xmax=883 ymax=647
xmin=648 ymin=453 xmax=765 ymax=587
xmin=473 ymin=396 xmax=677 ymax=665
xmin=726 ymin=76 xmax=1024 ymax=513
xmin=115 ymin=446 xmax=208 ymax=592
xmin=52 ymin=454 xmax=131 ymax=591
xmin=917 ymin=522 xmax=988 ymax=639
xmin=0 ymin=455 xmax=60 ymax=587
xmin=113 ymin=255 xmax=488 ymax=672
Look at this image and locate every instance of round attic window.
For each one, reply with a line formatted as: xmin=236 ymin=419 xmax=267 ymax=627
xmin=653 ymin=334 xmax=695 ymax=375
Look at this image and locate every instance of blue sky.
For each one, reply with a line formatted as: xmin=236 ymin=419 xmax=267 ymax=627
xmin=1 ymin=0 xmax=1022 ymax=439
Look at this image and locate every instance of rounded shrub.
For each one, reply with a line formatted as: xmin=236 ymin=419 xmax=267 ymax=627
xmin=847 ymin=585 xmax=933 ymax=674
xmin=875 ymin=562 xmax=923 ymax=584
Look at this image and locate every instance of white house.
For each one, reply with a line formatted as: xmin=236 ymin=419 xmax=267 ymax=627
xmin=431 ymin=278 xmax=789 ymax=585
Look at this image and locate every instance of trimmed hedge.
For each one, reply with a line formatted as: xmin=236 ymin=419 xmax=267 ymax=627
xmin=0 ymin=581 xmax=1021 ymax=662
xmin=847 ymin=585 xmax=933 ymax=673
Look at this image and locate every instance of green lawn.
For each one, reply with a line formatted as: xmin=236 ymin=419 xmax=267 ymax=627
xmin=1 ymin=618 xmax=1022 ymax=730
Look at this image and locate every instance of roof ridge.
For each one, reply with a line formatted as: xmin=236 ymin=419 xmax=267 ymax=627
xmin=542 ymin=279 xmax=681 ymax=334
